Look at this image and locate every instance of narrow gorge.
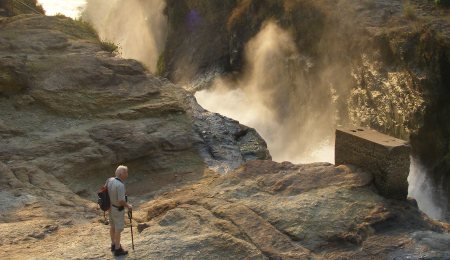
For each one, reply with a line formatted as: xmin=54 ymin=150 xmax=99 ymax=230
xmin=1 ymin=0 xmax=450 ymax=259
xmin=80 ymin=0 xmax=450 ymax=220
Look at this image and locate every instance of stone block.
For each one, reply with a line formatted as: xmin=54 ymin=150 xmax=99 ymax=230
xmin=335 ymin=127 xmax=410 ymax=200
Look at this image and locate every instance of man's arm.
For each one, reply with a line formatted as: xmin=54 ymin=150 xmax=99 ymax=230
xmin=117 ymin=199 xmax=132 ymax=210
xmin=117 ymin=185 xmax=132 ymax=210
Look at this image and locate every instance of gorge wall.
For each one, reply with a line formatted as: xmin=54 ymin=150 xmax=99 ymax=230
xmin=152 ymin=0 xmax=450 ymax=219
xmin=2 ymin=1 xmax=450 ymax=258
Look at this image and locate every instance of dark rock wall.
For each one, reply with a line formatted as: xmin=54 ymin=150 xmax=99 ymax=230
xmin=160 ymin=0 xmax=450 ymax=212
xmin=161 ymin=0 xmax=237 ymax=82
xmin=365 ymin=24 xmax=450 ymax=212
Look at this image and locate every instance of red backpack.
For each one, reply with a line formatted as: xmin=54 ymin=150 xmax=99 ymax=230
xmin=97 ymin=185 xmax=111 ymax=211
xmin=97 ymin=180 xmax=111 ymax=223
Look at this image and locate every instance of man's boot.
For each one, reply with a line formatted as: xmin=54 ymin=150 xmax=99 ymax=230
xmin=114 ymin=247 xmax=128 ymax=256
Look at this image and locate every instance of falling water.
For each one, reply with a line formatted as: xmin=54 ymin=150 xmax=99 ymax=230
xmin=84 ymin=0 xmax=168 ymax=73
xmin=408 ymin=157 xmax=447 ymax=220
xmin=195 ymin=22 xmax=336 ymax=163
xmin=37 ymin=2 xmax=447 ymax=220
xmin=37 ymin=0 xmax=86 ymax=18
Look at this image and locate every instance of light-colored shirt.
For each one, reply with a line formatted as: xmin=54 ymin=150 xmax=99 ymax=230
xmin=107 ymin=177 xmax=126 ymax=207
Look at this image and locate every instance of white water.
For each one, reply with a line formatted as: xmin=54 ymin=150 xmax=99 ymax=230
xmin=84 ymin=0 xmax=168 ymax=73
xmin=37 ymin=0 xmax=86 ymax=18
xmin=37 ymin=0 xmax=167 ymax=74
xmin=408 ymin=158 xmax=446 ymax=219
xmin=196 ymin=22 xmax=336 ymax=164
xmin=35 ymin=2 xmax=446 ymax=220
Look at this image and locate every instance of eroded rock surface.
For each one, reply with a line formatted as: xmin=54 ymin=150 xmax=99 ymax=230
xmin=135 ymin=161 xmax=450 ymax=259
xmin=3 ymin=161 xmax=449 ymax=259
xmin=160 ymin=0 xmax=450 ymax=215
xmin=1 ymin=8 xmax=449 ymax=260
xmin=0 ymin=13 xmax=269 ymax=255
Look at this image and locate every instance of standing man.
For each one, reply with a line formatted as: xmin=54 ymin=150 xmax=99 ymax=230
xmin=107 ymin=165 xmax=132 ymax=256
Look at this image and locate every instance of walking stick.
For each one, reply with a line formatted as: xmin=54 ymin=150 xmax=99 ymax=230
xmin=128 ymin=209 xmax=135 ymax=251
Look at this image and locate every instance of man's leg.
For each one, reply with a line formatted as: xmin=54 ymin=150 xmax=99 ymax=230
xmin=111 ymin=209 xmax=127 ymax=255
xmin=109 ymin=210 xmax=115 ymax=250
xmin=114 ymin=231 xmax=121 ymax=250
xmin=110 ymin=226 xmax=115 ymax=245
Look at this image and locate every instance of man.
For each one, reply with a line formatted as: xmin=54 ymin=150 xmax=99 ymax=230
xmin=107 ymin=165 xmax=132 ymax=256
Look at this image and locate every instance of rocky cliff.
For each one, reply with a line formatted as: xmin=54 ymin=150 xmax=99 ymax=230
xmin=1 ymin=3 xmax=450 ymax=260
xmin=159 ymin=0 xmax=450 ymax=217
xmin=0 ymin=12 xmax=269 ymax=256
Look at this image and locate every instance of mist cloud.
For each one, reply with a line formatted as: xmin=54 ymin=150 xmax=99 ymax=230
xmin=84 ymin=0 xmax=167 ymax=73
xmin=196 ymin=22 xmax=336 ymax=163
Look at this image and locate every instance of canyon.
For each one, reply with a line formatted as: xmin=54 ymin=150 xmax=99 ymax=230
xmin=1 ymin=0 xmax=450 ymax=259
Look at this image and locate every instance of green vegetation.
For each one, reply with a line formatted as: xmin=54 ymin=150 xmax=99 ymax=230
xmin=54 ymin=13 xmax=67 ymax=18
xmin=56 ymin=17 xmax=120 ymax=54
xmin=156 ymin=52 xmax=166 ymax=76
xmin=55 ymin=17 xmax=98 ymax=40
xmin=100 ymin=40 xmax=119 ymax=53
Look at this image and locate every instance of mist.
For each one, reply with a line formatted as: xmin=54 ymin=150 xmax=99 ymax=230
xmin=84 ymin=0 xmax=167 ymax=73
xmin=408 ymin=158 xmax=447 ymax=220
xmin=60 ymin=2 xmax=445 ymax=219
xmin=37 ymin=0 xmax=86 ymax=18
xmin=196 ymin=22 xmax=336 ymax=163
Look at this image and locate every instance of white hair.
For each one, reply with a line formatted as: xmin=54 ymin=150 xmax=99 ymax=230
xmin=115 ymin=165 xmax=128 ymax=177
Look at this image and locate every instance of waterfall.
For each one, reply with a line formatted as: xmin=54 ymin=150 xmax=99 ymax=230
xmin=37 ymin=0 xmax=86 ymax=18
xmin=84 ymin=0 xmax=168 ymax=73
xmin=408 ymin=157 xmax=447 ymax=220
xmin=195 ymin=22 xmax=336 ymax=163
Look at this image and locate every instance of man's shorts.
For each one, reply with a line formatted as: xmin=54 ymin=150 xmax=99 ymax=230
xmin=109 ymin=207 xmax=125 ymax=231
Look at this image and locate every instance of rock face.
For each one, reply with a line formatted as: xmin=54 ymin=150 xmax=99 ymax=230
xmin=160 ymin=0 xmax=450 ymax=213
xmin=4 ymin=160 xmax=448 ymax=259
xmin=335 ymin=127 xmax=410 ymax=200
xmin=1 ymin=8 xmax=449 ymax=260
xmin=136 ymin=161 xmax=450 ymax=259
xmin=0 ymin=0 xmax=44 ymax=17
xmin=0 ymin=13 xmax=269 ymax=252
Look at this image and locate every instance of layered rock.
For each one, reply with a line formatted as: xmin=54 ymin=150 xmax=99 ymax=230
xmin=1 ymin=6 xmax=449 ymax=260
xmin=0 ymin=13 xmax=269 ymax=251
xmin=160 ymin=0 xmax=450 ymax=214
xmin=4 ymin=160 xmax=448 ymax=259
xmin=136 ymin=161 xmax=450 ymax=259
xmin=0 ymin=0 xmax=44 ymax=17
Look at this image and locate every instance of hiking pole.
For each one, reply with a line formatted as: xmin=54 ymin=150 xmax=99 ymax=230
xmin=128 ymin=209 xmax=135 ymax=251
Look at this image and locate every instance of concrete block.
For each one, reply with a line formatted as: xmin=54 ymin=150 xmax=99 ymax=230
xmin=335 ymin=127 xmax=410 ymax=200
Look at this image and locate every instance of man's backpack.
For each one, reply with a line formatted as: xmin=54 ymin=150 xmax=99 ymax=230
xmin=97 ymin=185 xmax=110 ymax=211
xmin=97 ymin=181 xmax=111 ymax=224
